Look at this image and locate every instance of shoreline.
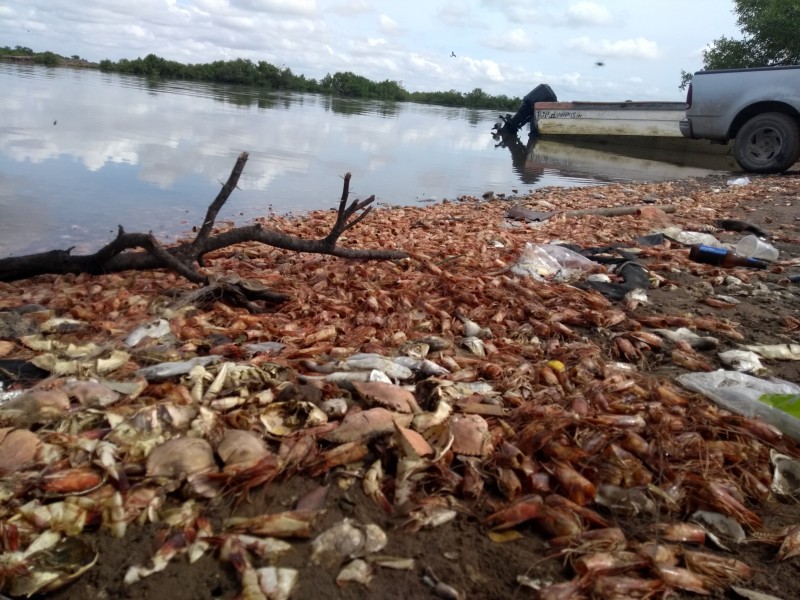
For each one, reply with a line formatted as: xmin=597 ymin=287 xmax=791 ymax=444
xmin=2 ymin=171 xmax=800 ymax=600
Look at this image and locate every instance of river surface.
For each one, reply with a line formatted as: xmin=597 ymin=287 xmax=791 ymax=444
xmin=0 ymin=63 xmax=735 ymax=258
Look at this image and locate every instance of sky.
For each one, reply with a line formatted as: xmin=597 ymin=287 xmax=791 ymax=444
xmin=1 ymin=0 xmax=743 ymax=102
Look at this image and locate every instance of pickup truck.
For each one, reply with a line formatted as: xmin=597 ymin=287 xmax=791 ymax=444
xmin=680 ymin=65 xmax=800 ymax=173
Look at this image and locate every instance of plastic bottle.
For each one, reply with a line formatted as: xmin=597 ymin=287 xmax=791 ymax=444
xmin=688 ymin=244 xmax=768 ymax=269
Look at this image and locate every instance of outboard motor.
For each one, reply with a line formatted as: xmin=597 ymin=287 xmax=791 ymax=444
xmin=495 ymin=84 xmax=557 ymax=135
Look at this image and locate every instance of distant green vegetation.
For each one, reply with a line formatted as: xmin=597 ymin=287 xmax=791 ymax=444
xmin=2 ymin=45 xmax=98 ymax=69
xmin=1 ymin=46 xmax=520 ymax=110
xmin=97 ymin=53 xmax=521 ymax=110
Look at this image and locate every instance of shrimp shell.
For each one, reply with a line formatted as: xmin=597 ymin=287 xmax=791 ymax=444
xmin=591 ymin=575 xmax=663 ymax=599
xmin=573 ymin=550 xmax=648 ymax=577
xmin=654 ymin=565 xmax=713 ymax=595
xmin=552 ymin=463 xmax=596 ymax=506
xmin=777 ymin=524 xmax=800 ymax=561
xmin=682 ymin=549 xmax=754 ymax=583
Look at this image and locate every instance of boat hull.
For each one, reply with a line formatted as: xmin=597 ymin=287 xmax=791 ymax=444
xmin=534 ymin=101 xmax=687 ymax=137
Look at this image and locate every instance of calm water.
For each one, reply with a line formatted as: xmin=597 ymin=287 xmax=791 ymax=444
xmin=0 ymin=63 xmax=733 ymax=257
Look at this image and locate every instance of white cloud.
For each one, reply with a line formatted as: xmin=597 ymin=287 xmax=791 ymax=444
xmin=437 ymin=1 xmax=472 ymax=26
xmin=229 ymin=0 xmax=317 ymax=15
xmin=331 ymin=0 xmax=372 ymax=15
xmin=463 ymin=57 xmax=505 ymax=83
xmin=378 ymin=14 xmax=400 ymax=35
xmin=407 ymin=53 xmax=444 ymax=76
xmin=0 ymin=0 xmax=742 ymax=101
xmin=484 ymin=28 xmax=535 ymax=52
xmin=481 ymin=0 xmax=541 ymax=23
xmin=566 ymin=2 xmax=612 ymax=25
xmin=567 ymin=36 xmax=661 ymax=60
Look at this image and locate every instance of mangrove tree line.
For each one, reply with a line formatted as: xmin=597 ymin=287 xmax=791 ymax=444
xmin=1 ymin=46 xmax=520 ymax=111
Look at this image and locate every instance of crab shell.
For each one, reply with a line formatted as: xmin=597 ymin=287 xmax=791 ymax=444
xmin=3 ymin=389 xmax=70 ymax=425
xmin=146 ymin=437 xmax=218 ymax=479
xmin=9 ymin=534 xmax=99 ymax=597
xmin=216 ymin=429 xmax=272 ymax=468
xmin=351 ymin=381 xmax=418 ymax=413
xmin=0 ymin=427 xmax=41 ymax=475
xmin=62 ymin=379 xmax=121 ymax=406
xmin=325 ymin=408 xmax=413 ymax=444
xmin=260 ymin=401 xmax=328 ymax=436
xmin=449 ymin=413 xmax=492 ymax=457
xmin=394 ymin=425 xmax=434 ymax=458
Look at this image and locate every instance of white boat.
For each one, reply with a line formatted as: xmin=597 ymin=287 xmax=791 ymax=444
xmin=534 ymin=101 xmax=687 ymax=138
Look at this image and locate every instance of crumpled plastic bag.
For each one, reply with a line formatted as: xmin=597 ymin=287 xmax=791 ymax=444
xmin=656 ymin=226 xmax=721 ymax=247
xmin=511 ymin=243 xmax=598 ymax=282
xmin=677 ymin=369 xmax=800 ymax=441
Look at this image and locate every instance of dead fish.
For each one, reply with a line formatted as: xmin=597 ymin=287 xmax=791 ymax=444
xmin=298 ymin=370 xmax=393 ymax=385
xmin=651 ymin=327 xmax=719 ymax=351
xmin=460 ymin=336 xmax=486 ymax=357
xmin=457 ymin=315 xmax=493 ymax=339
xmin=397 ymin=341 xmax=430 ymax=359
xmin=125 ymin=319 xmax=171 ymax=347
xmin=393 ymin=356 xmax=450 ymax=377
xmin=718 ymin=350 xmax=763 ymax=373
xmin=740 ymin=343 xmax=800 ymax=360
xmin=337 ymin=355 xmax=414 ymax=380
xmin=137 ymin=356 xmax=220 ymax=381
xmin=244 ymin=341 xmax=286 ymax=355
xmin=714 ymin=218 xmax=770 ymax=238
xmin=414 ymin=335 xmax=451 ymax=351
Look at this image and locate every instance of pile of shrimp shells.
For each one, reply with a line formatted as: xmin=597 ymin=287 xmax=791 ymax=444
xmin=1 ymin=174 xmax=800 ymax=599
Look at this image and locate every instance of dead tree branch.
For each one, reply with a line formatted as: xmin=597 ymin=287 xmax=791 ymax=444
xmin=0 ymin=152 xmax=407 ymax=308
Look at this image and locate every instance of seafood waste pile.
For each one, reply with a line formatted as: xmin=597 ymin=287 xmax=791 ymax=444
xmin=1 ymin=173 xmax=800 ymax=599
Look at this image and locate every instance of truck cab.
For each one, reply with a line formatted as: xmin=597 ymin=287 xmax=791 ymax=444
xmin=680 ymin=65 xmax=800 ymax=173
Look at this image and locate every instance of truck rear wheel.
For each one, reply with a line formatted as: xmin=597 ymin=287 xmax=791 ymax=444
xmin=734 ymin=112 xmax=800 ymax=173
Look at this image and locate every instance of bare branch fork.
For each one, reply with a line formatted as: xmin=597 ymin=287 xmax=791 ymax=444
xmin=0 ymin=152 xmax=408 ymax=308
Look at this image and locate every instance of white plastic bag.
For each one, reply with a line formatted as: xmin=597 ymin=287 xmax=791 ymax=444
xmin=511 ymin=243 xmax=598 ymax=282
xmin=657 ymin=226 xmax=721 ymax=247
xmin=677 ymin=369 xmax=800 ymax=441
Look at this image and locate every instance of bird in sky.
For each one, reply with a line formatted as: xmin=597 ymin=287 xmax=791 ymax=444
xmin=451 ymin=51 xmax=456 ymax=58
xmin=595 ymin=61 xmax=605 ymax=67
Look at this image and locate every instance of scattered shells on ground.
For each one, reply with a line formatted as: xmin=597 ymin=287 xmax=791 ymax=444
xmin=1 ymin=174 xmax=800 ymax=598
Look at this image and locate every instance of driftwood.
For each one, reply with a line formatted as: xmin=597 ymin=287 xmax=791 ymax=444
xmin=506 ymin=203 xmax=676 ymax=222
xmin=562 ymin=204 xmax=677 ymax=218
xmin=0 ymin=152 xmax=407 ymax=308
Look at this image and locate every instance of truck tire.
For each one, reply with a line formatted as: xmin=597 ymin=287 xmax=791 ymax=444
xmin=734 ymin=112 xmax=800 ymax=173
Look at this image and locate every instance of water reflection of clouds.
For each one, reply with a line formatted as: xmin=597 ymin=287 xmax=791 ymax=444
xmin=0 ymin=181 xmax=54 ymax=257
xmin=2 ymin=64 xmax=626 ymax=256
xmin=1 ymin=66 xmax=502 ymax=205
